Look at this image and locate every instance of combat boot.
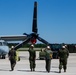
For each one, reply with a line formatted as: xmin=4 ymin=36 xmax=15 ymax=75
xmin=33 ymin=68 xmax=35 ymax=71
xmin=31 ymin=68 xmax=32 ymax=71
xmin=64 ymin=70 xmax=66 ymax=72
xmin=59 ymin=70 xmax=61 ymax=73
xmin=47 ymin=71 xmax=50 ymax=73
xmin=11 ymin=67 xmax=14 ymax=71
xmin=47 ymin=69 xmax=50 ymax=73
xmin=10 ymin=68 xmax=14 ymax=71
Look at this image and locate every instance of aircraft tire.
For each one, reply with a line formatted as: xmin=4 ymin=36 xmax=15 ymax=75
xmin=2 ymin=55 xmax=6 ymax=59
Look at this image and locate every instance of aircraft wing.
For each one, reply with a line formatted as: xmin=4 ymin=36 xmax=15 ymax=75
xmin=0 ymin=35 xmax=27 ymax=41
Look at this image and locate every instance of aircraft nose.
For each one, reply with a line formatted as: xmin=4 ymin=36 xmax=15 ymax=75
xmin=0 ymin=46 xmax=9 ymax=53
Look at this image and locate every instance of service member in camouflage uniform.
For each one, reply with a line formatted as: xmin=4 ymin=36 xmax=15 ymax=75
xmin=44 ymin=46 xmax=53 ymax=73
xmin=58 ymin=45 xmax=69 ymax=73
xmin=8 ymin=46 xmax=16 ymax=71
xmin=28 ymin=44 xmax=36 ymax=71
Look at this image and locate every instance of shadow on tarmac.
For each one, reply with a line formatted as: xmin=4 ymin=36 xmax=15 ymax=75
xmin=18 ymin=69 xmax=47 ymax=73
xmin=0 ymin=69 xmax=60 ymax=73
xmin=50 ymin=71 xmax=59 ymax=73
xmin=17 ymin=69 xmax=59 ymax=73
xmin=0 ymin=69 xmax=9 ymax=71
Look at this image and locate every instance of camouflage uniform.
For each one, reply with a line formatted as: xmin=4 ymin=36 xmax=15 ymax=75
xmin=44 ymin=47 xmax=53 ymax=72
xmin=28 ymin=47 xmax=36 ymax=71
xmin=8 ymin=48 xmax=16 ymax=71
xmin=58 ymin=46 xmax=69 ymax=73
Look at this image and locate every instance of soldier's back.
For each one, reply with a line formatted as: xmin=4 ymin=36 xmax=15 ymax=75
xmin=59 ymin=49 xmax=68 ymax=59
xmin=28 ymin=49 xmax=36 ymax=60
xmin=45 ymin=49 xmax=53 ymax=59
xmin=9 ymin=50 xmax=16 ymax=60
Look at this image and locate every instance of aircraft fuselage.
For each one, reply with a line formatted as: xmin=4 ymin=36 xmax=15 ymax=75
xmin=0 ymin=40 xmax=9 ymax=59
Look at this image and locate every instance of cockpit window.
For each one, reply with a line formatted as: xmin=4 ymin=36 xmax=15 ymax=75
xmin=0 ymin=42 xmax=7 ymax=46
xmin=3 ymin=42 xmax=7 ymax=46
xmin=0 ymin=42 xmax=2 ymax=46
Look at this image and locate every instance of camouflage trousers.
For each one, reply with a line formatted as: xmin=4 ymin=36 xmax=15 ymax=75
xmin=45 ymin=59 xmax=51 ymax=72
xmin=10 ymin=59 xmax=16 ymax=70
xmin=29 ymin=59 xmax=36 ymax=70
xmin=59 ymin=59 xmax=67 ymax=70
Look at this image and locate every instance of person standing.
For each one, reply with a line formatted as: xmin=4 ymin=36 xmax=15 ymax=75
xmin=58 ymin=46 xmax=69 ymax=73
xmin=28 ymin=44 xmax=36 ymax=71
xmin=44 ymin=46 xmax=53 ymax=73
xmin=8 ymin=46 xmax=16 ymax=71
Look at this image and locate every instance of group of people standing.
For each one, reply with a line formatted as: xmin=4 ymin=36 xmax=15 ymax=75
xmin=8 ymin=44 xmax=69 ymax=73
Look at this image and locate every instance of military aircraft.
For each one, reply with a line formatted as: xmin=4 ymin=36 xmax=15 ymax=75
xmin=0 ymin=35 xmax=26 ymax=59
xmin=13 ymin=1 xmax=50 ymax=50
xmin=0 ymin=40 xmax=9 ymax=59
xmin=0 ymin=1 xmax=50 ymax=58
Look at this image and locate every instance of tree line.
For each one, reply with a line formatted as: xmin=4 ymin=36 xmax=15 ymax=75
xmin=8 ymin=43 xmax=76 ymax=53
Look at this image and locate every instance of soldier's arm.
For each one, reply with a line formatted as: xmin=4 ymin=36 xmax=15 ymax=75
xmin=67 ymin=50 xmax=69 ymax=58
xmin=35 ymin=51 xmax=36 ymax=58
xmin=44 ymin=48 xmax=46 ymax=52
xmin=8 ymin=51 xmax=10 ymax=57
xmin=28 ymin=48 xmax=30 ymax=52
xmin=14 ymin=51 xmax=16 ymax=56
xmin=57 ymin=50 xmax=60 ymax=59
xmin=8 ymin=51 xmax=11 ymax=60
xmin=50 ymin=50 xmax=53 ymax=59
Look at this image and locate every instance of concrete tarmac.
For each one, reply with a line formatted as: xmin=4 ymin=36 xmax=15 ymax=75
xmin=0 ymin=51 xmax=76 ymax=75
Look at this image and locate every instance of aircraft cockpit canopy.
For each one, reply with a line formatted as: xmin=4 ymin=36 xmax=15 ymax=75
xmin=0 ymin=40 xmax=7 ymax=46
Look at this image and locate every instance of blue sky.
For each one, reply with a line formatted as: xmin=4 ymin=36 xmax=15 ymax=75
xmin=0 ymin=0 xmax=76 ymax=44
